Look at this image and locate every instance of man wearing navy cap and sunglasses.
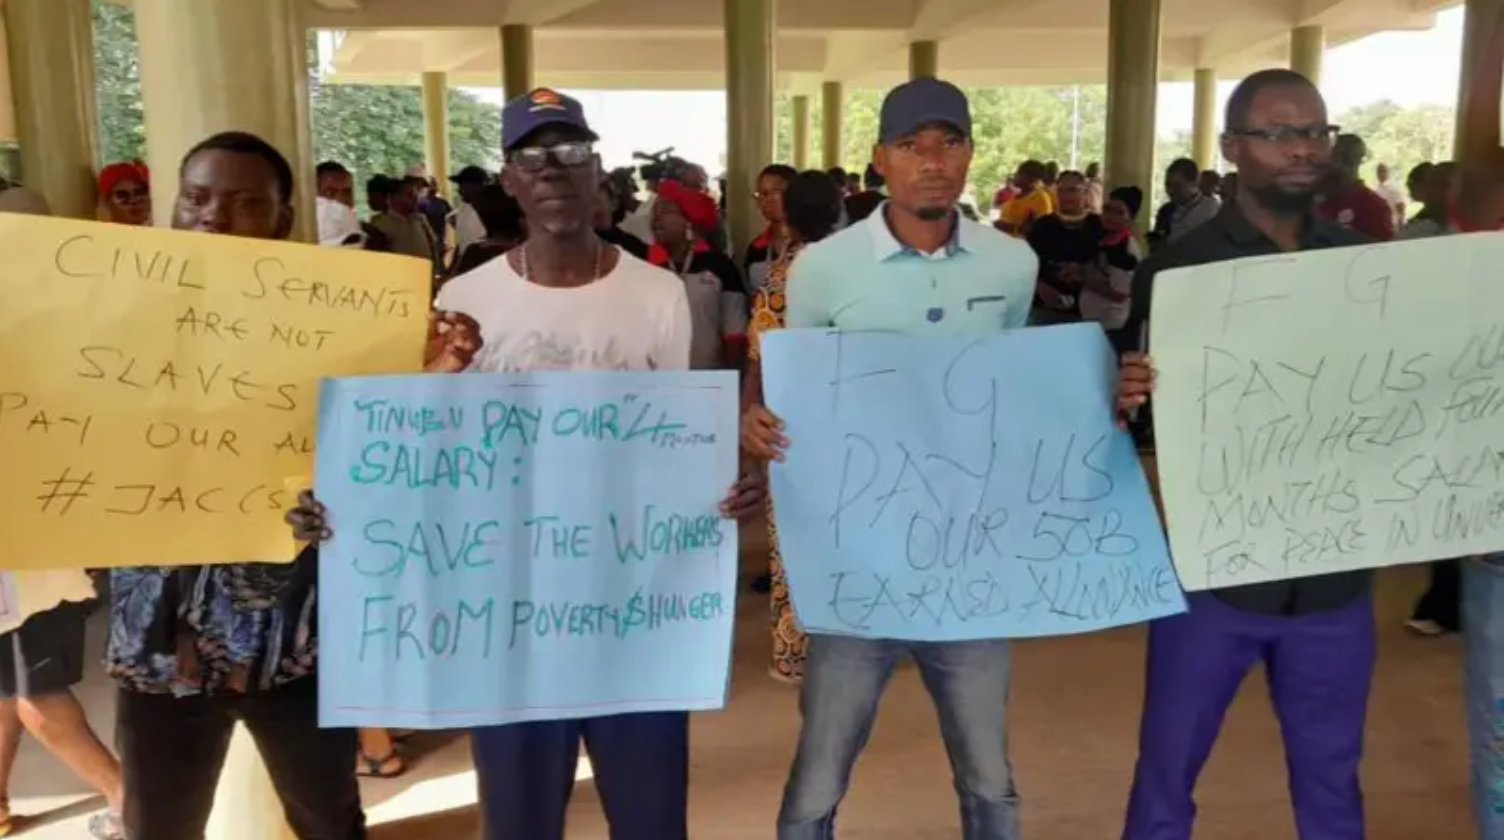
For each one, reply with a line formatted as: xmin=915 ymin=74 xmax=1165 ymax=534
xmin=435 ymin=87 xmax=766 ymax=840
xmin=741 ymin=77 xmax=1038 ymax=840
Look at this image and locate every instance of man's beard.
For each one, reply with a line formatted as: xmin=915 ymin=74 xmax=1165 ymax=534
xmin=1247 ymin=182 xmax=1317 ymax=215
xmin=916 ymin=205 xmax=950 ymax=221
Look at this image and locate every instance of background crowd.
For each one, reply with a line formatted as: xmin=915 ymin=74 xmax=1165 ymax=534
xmin=0 ymin=65 xmax=1487 ymax=840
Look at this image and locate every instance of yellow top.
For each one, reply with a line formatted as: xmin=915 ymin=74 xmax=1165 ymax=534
xmin=999 ymin=188 xmax=1056 ymax=235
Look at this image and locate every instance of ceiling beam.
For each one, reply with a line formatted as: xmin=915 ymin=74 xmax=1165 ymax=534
xmin=1298 ymin=0 xmax=1438 ymax=25
xmin=1196 ymin=27 xmax=1290 ymax=67
xmin=503 ymin=0 xmax=611 ymax=26
xmin=819 ymin=0 xmax=1044 ymax=82
xmin=909 ymin=0 xmax=1042 ymax=41
xmin=418 ymin=30 xmax=496 ymax=70
xmin=820 ymin=31 xmax=909 ymax=81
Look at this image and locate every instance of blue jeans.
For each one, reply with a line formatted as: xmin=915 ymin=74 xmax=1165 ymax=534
xmin=776 ymin=634 xmax=1019 ymax=840
xmin=1466 ymin=557 xmax=1504 ymax=840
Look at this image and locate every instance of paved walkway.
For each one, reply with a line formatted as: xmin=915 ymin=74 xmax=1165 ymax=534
xmin=13 ymin=565 xmax=1469 ymax=839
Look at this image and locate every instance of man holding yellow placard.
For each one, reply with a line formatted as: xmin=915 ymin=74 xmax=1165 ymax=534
xmin=75 ymin=132 xmax=473 ymax=840
xmin=101 ymin=131 xmax=367 ymax=840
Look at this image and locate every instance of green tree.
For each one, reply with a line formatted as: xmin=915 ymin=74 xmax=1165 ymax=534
xmin=94 ymin=0 xmax=145 ymax=163
xmin=307 ymin=83 xmax=501 ymax=189
xmin=774 ymin=89 xmax=882 ymax=175
xmin=90 ymin=0 xmax=501 ymax=189
xmin=777 ymin=85 xmax=1115 ymax=204
xmin=1335 ymin=99 xmax=1454 ymax=187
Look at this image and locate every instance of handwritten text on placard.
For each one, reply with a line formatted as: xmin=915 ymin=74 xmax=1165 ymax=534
xmin=762 ymin=326 xmax=1182 ymax=641
xmin=1151 ymin=233 xmax=1504 ymax=590
xmin=315 ymin=372 xmax=739 ymax=729
xmin=0 ymin=217 xmax=428 ymax=567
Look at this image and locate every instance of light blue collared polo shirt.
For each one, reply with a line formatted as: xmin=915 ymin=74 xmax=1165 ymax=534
xmin=785 ymin=203 xmax=1038 ymax=335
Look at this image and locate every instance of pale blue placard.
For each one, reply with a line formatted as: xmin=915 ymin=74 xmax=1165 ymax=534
xmin=315 ymin=372 xmax=740 ymax=729
xmin=762 ymin=324 xmax=1184 ymax=641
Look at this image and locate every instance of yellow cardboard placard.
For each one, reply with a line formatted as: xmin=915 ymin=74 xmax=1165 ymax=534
xmin=0 ymin=217 xmax=428 ymax=568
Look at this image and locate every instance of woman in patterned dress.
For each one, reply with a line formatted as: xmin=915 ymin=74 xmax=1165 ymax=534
xmin=744 ymin=170 xmax=845 ymax=684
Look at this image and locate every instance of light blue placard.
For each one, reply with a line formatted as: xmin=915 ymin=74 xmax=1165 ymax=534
xmin=762 ymin=325 xmax=1184 ymax=641
xmin=315 ymin=372 xmax=740 ymax=729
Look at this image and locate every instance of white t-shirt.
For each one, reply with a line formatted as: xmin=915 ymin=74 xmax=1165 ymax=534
xmin=1079 ymin=236 xmax=1143 ymax=330
xmin=1375 ymin=181 xmax=1406 ymax=227
xmin=435 ymin=248 xmax=693 ymax=373
xmin=453 ymin=203 xmax=487 ymax=253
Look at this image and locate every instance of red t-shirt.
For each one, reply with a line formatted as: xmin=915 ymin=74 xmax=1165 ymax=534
xmin=1317 ymin=182 xmax=1395 ymax=241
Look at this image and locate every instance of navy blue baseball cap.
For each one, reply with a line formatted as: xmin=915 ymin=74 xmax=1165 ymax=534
xmin=878 ymin=77 xmax=972 ymax=145
xmin=502 ymin=88 xmax=599 ymax=150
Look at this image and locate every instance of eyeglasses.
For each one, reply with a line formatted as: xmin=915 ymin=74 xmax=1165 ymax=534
xmin=506 ymin=142 xmax=594 ymax=172
xmin=754 ymin=189 xmax=785 ymax=200
xmin=1224 ymin=124 xmax=1340 ymax=145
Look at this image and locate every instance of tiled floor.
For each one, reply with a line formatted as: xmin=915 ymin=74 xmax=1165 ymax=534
xmin=12 ymin=561 xmax=1469 ymax=839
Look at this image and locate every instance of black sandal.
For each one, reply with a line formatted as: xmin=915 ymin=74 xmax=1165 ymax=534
xmin=356 ymin=750 xmax=407 ymax=779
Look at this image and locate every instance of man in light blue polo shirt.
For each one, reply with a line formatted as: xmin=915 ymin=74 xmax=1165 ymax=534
xmin=742 ymin=77 xmax=1037 ymax=840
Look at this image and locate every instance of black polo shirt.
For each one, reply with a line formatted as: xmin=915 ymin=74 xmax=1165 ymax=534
xmin=1127 ymin=206 xmax=1374 ymax=616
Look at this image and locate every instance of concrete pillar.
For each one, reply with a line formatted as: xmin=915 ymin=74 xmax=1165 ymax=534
xmin=723 ymin=0 xmax=775 ymax=252
xmin=132 ymin=1 xmax=306 ymax=825
xmin=1104 ymin=0 xmax=1161 ymax=218
xmin=422 ymin=71 xmax=452 ymax=197
xmin=1191 ymin=68 xmax=1218 ymax=170
xmin=1454 ymin=0 xmax=1504 ymax=163
xmin=0 ymin=16 xmax=18 ymax=182
xmin=0 ymin=14 xmax=16 ymax=147
xmin=821 ymin=81 xmax=844 ymax=169
xmin=1289 ymin=24 xmax=1325 ymax=85
xmin=791 ymin=94 xmax=810 ymax=169
xmin=135 ymin=0 xmax=315 ymax=242
xmin=909 ymin=40 xmax=939 ymax=79
xmin=501 ymin=25 xmax=534 ymax=100
xmin=3 ymin=0 xmax=99 ymax=219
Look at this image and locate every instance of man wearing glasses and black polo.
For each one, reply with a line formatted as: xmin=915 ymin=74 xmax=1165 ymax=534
xmin=1117 ymin=68 xmax=1374 ymax=840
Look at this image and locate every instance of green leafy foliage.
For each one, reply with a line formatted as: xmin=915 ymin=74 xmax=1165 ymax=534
xmin=91 ymin=0 xmax=501 ymax=188
xmin=305 ymin=82 xmax=502 ymax=188
xmin=93 ymin=0 xmax=145 ymax=164
xmin=777 ymin=84 xmax=1455 ymax=210
xmin=92 ymin=0 xmax=1453 ymax=207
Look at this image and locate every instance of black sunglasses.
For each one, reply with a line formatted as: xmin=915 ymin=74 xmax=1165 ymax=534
xmin=506 ymin=142 xmax=594 ymax=172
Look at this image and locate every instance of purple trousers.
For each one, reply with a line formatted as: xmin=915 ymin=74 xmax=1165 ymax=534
xmin=1122 ymin=592 xmax=1375 ymax=840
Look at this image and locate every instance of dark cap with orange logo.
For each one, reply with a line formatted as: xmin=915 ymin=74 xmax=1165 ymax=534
xmin=502 ymin=87 xmax=599 ymax=150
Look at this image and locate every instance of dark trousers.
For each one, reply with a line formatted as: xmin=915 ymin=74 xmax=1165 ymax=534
xmin=117 ymin=677 xmax=365 ymax=840
xmin=471 ymin=711 xmax=689 ymax=840
xmin=1122 ymin=592 xmax=1375 ymax=840
xmin=1412 ymin=558 xmax=1463 ymax=631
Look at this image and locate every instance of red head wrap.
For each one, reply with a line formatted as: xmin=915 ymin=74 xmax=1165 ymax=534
xmin=99 ymin=161 xmax=150 ymax=198
xmin=655 ymin=178 xmax=719 ymax=235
